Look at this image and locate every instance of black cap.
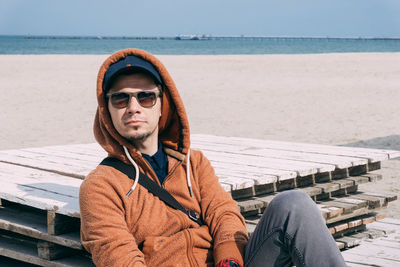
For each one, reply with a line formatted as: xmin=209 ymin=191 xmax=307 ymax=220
xmin=103 ymin=55 xmax=163 ymax=92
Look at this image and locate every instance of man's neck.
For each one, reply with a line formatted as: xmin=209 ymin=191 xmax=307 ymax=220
xmin=133 ymin=135 xmax=159 ymax=156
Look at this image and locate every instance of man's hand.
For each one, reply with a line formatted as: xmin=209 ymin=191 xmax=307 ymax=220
xmin=216 ymin=258 xmax=241 ymax=267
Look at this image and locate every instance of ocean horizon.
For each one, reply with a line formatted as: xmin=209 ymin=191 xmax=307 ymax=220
xmin=1 ymin=35 xmax=400 ymax=55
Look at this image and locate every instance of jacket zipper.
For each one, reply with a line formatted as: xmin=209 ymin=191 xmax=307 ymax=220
xmin=185 ymin=229 xmax=198 ymax=267
xmin=161 ymin=160 xmax=182 ymax=188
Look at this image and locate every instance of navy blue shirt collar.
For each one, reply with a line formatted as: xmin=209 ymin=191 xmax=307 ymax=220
xmin=142 ymin=141 xmax=168 ymax=184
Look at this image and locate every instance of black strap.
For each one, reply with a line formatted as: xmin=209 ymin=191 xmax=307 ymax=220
xmin=100 ymin=157 xmax=203 ymax=226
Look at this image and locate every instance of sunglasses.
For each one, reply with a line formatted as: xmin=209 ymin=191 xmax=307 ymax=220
xmin=107 ymin=90 xmax=161 ymax=109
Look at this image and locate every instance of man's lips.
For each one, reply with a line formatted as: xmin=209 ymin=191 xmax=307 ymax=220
xmin=124 ymin=120 xmax=145 ymax=126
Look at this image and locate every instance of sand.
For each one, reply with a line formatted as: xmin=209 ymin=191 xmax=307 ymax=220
xmin=1 ymin=53 xmax=399 ymax=217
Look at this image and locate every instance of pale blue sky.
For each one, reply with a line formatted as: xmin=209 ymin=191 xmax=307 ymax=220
xmin=1 ymin=0 xmax=399 ymax=38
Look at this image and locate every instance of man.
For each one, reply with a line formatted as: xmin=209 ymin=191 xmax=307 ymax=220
xmin=79 ymin=49 xmax=346 ymax=267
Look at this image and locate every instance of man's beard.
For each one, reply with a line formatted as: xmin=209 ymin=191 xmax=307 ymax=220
xmin=126 ymin=125 xmax=158 ymax=143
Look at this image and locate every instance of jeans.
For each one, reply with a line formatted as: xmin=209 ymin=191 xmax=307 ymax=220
xmin=244 ymin=190 xmax=346 ymax=267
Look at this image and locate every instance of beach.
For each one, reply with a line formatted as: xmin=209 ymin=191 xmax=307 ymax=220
xmin=1 ymin=53 xmax=399 ymax=217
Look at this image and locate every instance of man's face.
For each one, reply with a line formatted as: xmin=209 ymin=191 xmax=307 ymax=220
xmin=107 ymin=73 xmax=162 ymax=144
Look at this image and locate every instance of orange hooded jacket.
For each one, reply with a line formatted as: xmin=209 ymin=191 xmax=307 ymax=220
xmin=79 ymin=49 xmax=248 ymax=267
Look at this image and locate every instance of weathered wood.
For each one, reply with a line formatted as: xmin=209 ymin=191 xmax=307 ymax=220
xmin=331 ymin=197 xmax=368 ymax=209
xmin=335 ymin=236 xmax=362 ymax=248
xmin=343 ymin=252 xmax=400 ymax=266
xmin=47 ymin=211 xmax=80 ymax=236
xmin=37 ymin=241 xmax=74 ymax=261
xmin=203 ymin=150 xmax=331 ymax=177
xmin=363 ymin=192 xmax=397 ymax=202
xmin=192 ymin=134 xmax=400 ymax=161
xmin=0 ymin=231 xmax=94 ymax=266
xmin=320 ymin=200 xmax=358 ymax=214
xmin=210 ymin=161 xmax=297 ymax=180
xmin=350 ymin=193 xmax=386 ymax=208
xmin=0 ymin=201 xmax=82 ymax=250
xmin=368 ymin=221 xmax=400 ymax=234
xmin=314 ymin=182 xmax=340 ymax=193
xmin=192 ymin=140 xmax=369 ymax=169
xmin=331 ymin=168 xmax=348 ymax=180
xmin=360 ymin=172 xmax=382 ymax=182
xmin=347 ymin=176 xmax=370 ymax=186
xmin=237 ymin=199 xmax=264 ymax=214
xmin=348 ymin=165 xmax=368 ymax=176
xmin=367 ymin=161 xmax=381 ymax=172
xmin=343 ymin=242 xmax=400 ymax=263
xmin=336 ymin=242 xmax=345 ymax=250
xmin=326 ymin=206 xmax=386 ymax=224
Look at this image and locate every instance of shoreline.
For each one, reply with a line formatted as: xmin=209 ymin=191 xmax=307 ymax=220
xmin=3 ymin=34 xmax=400 ymax=40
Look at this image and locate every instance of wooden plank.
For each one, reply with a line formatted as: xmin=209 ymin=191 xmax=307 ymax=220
xmin=343 ymin=252 xmax=400 ymax=266
xmin=368 ymin=221 xmax=400 ymax=234
xmin=359 ymin=173 xmax=382 ymax=182
xmin=0 ymin=162 xmax=82 ymax=194
xmin=0 ymin=150 xmax=89 ymax=178
xmin=237 ymin=199 xmax=264 ymax=214
xmin=47 ymin=211 xmax=80 ymax=236
xmin=326 ymin=206 xmax=387 ymax=224
xmin=350 ymin=193 xmax=387 ymax=208
xmin=320 ymin=200 xmax=358 ymax=214
xmin=216 ymin=174 xmax=255 ymax=191
xmin=335 ymin=236 xmax=362 ymax=248
xmin=21 ymin=146 xmax=104 ymax=163
xmin=203 ymin=150 xmax=335 ymax=176
xmin=297 ymin=186 xmax=323 ymax=197
xmin=343 ymin=242 xmax=400 ymax=263
xmin=362 ymin=192 xmax=397 ymax=202
xmin=367 ymin=161 xmax=381 ymax=172
xmin=331 ymin=178 xmax=355 ymax=189
xmin=0 ymin=200 xmax=82 ymax=250
xmin=0 ymin=232 xmax=94 ymax=267
xmin=192 ymin=141 xmax=369 ymax=169
xmin=331 ymin=197 xmax=368 ymax=209
xmin=0 ymin=166 xmax=80 ymax=218
xmin=37 ymin=241 xmax=74 ymax=261
xmin=363 ymin=239 xmax=400 ymax=249
xmin=214 ymin=167 xmax=278 ymax=185
xmin=348 ymin=165 xmax=368 ymax=176
xmin=192 ymin=134 xmax=400 ymax=162
xmin=314 ymin=182 xmax=340 ymax=193
xmin=210 ymin=161 xmax=296 ymax=180
xmin=336 ymin=242 xmax=345 ymax=250
xmin=379 ymin=217 xmax=400 ymax=226
xmin=333 ymin=223 xmax=348 ymax=233
xmin=346 ymin=176 xmax=370 ymax=186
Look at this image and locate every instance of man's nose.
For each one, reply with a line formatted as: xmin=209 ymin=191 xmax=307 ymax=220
xmin=125 ymin=96 xmax=141 ymax=113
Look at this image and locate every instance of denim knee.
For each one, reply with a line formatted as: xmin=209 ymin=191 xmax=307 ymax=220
xmin=268 ymin=190 xmax=314 ymax=216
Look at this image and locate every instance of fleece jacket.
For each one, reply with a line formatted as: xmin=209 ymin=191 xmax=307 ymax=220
xmin=79 ymin=48 xmax=249 ymax=267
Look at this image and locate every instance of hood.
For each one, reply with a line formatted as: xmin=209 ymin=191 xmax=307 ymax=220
xmin=94 ymin=49 xmax=190 ymax=164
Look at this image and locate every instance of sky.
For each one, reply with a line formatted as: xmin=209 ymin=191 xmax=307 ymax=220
xmin=0 ymin=0 xmax=399 ymax=38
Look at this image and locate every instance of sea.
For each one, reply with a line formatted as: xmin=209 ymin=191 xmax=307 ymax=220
xmin=0 ymin=35 xmax=399 ymax=55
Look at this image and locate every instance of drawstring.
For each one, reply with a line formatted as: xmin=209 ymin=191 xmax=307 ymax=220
xmin=187 ymin=148 xmax=193 ymax=197
xmin=123 ymin=145 xmax=194 ymax=198
xmin=123 ymin=146 xmax=139 ymax=197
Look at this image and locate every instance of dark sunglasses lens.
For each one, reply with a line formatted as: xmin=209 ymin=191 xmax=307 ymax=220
xmin=110 ymin=93 xmax=130 ymax=108
xmin=137 ymin=92 xmax=157 ymax=107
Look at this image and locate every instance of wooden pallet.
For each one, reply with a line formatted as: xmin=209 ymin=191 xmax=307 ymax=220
xmin=342 ymin=218 xmax=400 ymax=266
xmin=0 ymin=135 xmax=398 ymax=266
xmin=0 ymin=199 xmax=81 ymax=249
xmin=0 ymin=230 xmax=93 ymax=267
xmin=0 ymin=134 xmax=399 ymax=196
